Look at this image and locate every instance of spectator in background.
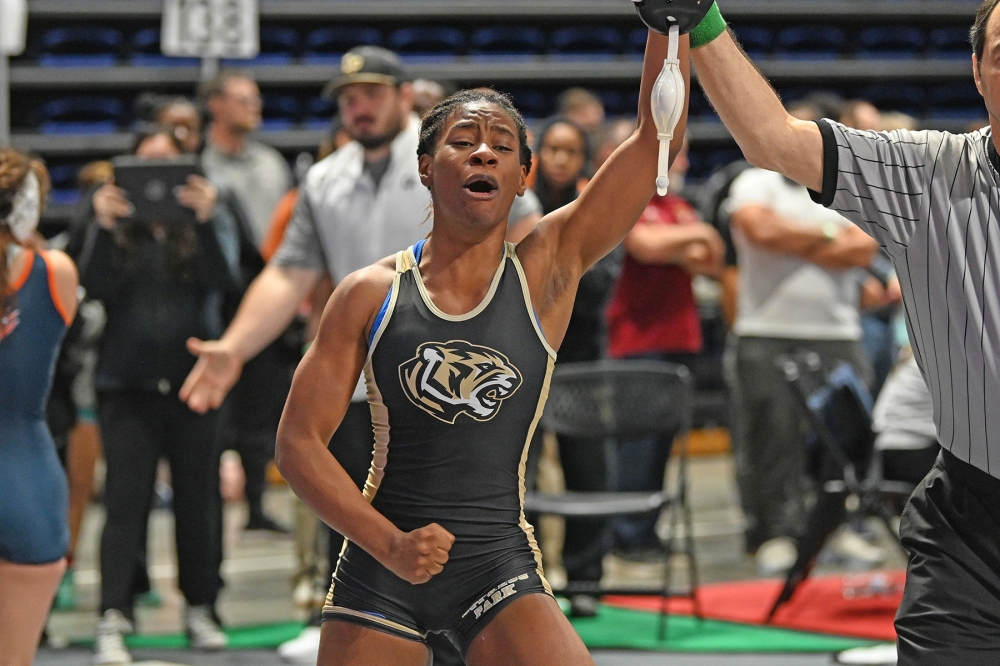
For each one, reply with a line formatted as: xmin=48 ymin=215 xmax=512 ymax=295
xmin=593 ymin=118 xmax=636 ymax=171
xmin=839 ymin=99 xmax=882 ymax=132
xmin=557 ymin=87 xmax=606 ymax=135
xmin=0 ymin=150 xmax=79 ymax=666
xmin=135 ymin=93 xmax=205 ymax=155
xmin=200 ymin=72 xmax=295 ymax=532
xmin=605 ymin=140 xmax=724 ymax=556
xmin=724 ymin=101 xmax=881 ymax=575
xmin=411 ymin=78 xmax=456 ymax=118
xmin=80 ymin=129 xmax=235 ymax=664
xmin=528 ymin=116 xmax=616 ymax=617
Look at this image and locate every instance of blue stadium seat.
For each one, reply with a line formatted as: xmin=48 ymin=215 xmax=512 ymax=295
xmin=859 ymin=82 xmax=925 ymax=117
xmin=261 ymin=94 xmax=301 ymax=130
xmin=388 ymin=27 xmax=465 ymax=60
xmin=856 ymin=26 xmax=925 ymax=59
xmin=46 ymin=163 xmax=84 ymax=206
xmin=223 ymin=26 xmax=299 ymax=66
xmin=504 ymin=89 xmax=552 ymax=120
xmin=38 ymin=96 xmax=124 ymax=134
xmin=627 ymin=27 xmax=648 ymax=55
xmin=129 ymin=28 xmax=200 ymax=66
xmin=775 ymin=25 xmax=845 ymax=60
xmin=550 ymin=27 xmax=623 ymax=58
xmin=38 ymin=26 xmax=123 ymax=66
xmin=469 ymin=26 xmax=545 ymax=57
xmin=302 ymin=27 xmax=382 ymax=64
xmin=928 ymin=26 xmax=972 ymax=59
xmin=731 ymin=25 xmax=773 ymax=59
xmin=303 ymin=97 xmax=336 ymax=130
xmin=928 ymin=82 xmax=986 ymax=120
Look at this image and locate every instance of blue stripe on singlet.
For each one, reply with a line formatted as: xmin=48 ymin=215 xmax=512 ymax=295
xmin=367 ymin=239 xmax=427 ymax=348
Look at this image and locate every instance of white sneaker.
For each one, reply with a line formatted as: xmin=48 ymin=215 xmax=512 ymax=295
xmin=185 ymin=605 xmax=228 ymax=650
xmin=755 ymin=537 xmax=798 ymax=576
xmin=277 ymin=626 xmax=322 ymax=664
xmin=93 ymin=609 xmax=133 ymax=665
xmin=836 ymin=642 xmax=897 ymax=664
xmin=828 ymin=529 xmax=887 ymax=568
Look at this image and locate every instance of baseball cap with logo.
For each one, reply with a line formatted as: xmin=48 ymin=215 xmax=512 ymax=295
xmin=322 ymin=46 xmax=407 ymax=99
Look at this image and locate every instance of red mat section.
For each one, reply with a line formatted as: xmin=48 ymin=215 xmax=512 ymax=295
xmin=604 ymin=570 xmax=904 ymax=641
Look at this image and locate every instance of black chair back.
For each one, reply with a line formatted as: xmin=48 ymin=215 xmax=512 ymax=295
xmin=540 ymin=359 xmax=692 ymax=440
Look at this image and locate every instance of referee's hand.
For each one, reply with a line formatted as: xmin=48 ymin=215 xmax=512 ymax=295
xmin=385 ymin=523 xmax=456 ymax=585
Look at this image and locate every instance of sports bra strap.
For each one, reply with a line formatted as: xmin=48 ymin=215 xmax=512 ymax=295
xmin=396 ymin=249 xmax=415 ymax=274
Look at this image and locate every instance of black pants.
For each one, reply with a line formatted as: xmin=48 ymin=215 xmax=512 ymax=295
xmin=324 ymin=401 xmax=466 ymax=665
xmin=98 ymin=390 xmax=223 ymax=618
xmin=726 ymin=336 xmax=872 ymax=552
xmin=222 ymin=346 xmax=292 ymax=520
xmin=896 ymin=449 xmax=1000 ymax=664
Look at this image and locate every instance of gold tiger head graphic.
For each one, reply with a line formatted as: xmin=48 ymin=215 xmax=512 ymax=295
xmin=399 ymin=340 xmax=522 ymax=424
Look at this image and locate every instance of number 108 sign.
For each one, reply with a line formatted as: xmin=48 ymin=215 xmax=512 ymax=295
xmin=161 ymin=0 xmax=259 ymax=59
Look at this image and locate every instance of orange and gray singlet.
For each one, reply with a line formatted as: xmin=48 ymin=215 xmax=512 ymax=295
xmin=321 ymin=239 xmax=555 ymax=654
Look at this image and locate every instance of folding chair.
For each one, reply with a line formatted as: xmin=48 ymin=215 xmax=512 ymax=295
xmin=766 ymin=352 xmax=914 ymax=620
xmin=524 ymin=359 xmax=701 ymax=639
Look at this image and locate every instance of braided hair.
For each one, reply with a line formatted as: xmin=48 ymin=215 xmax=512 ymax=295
xmin=417 ymin=89 xmax=532 ymax=176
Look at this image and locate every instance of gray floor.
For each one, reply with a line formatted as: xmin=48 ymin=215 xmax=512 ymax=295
xmin=37 ymin=453 xmax=898 ymax=665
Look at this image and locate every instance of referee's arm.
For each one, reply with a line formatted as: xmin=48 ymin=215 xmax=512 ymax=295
xmin=691 ymin=28 xmax=824 ymax=192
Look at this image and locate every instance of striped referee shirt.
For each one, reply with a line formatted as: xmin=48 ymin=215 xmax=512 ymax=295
xmin=813 ymin=120 xmax=1000 ymax=478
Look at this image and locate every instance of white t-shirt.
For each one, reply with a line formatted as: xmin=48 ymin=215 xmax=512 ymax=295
xmin=726 ymin=167 xmax=863 ymax=341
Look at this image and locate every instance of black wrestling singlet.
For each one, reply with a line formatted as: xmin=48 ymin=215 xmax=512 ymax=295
xmin=324 ymin=239 xmax=556 ymax=649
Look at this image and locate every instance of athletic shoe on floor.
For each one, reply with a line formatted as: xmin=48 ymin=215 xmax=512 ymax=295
xmin=54 ymin=567 xmax=76 ymax=611
xmin=185 ymin=605 xmax=228 ymax=650
xmin=245 ymin=513 xmax=291 ymax=533
xmin=93 ymin=609 xmax=133 ymax=665
xmin=825 ymin=529 xmax=887 ymax=568
xmin=278 ymin=626 xmax=322 ymax=664
xmin=835 ymin=642 xmax=897 ymax=664
xmin=569 ymin=594 xmax=600 ymax=618
xmin=755 ymin=537 xmax=797 ymax=576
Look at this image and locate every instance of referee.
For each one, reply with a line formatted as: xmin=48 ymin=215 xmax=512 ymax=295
xmin=663 ymin=0 xmax=1000 ymax=662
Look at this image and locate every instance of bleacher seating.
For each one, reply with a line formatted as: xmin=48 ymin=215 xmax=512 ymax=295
xmin=38 ymin=96 xmax=124 ymax=135
xmin=38 ymin=26 xmax=122 ymax=66
xmin=469 ymin=26 xmax=545 ymax=58
xmin=550 ymin=26 xmax=623 ymax=58
xmin=388 ymin=26 xmax=465 ymax=60
xmin=775 ymin=25 xmax=846 ymax=60
xmin=303 ymin=27 xmax=382 ymax=63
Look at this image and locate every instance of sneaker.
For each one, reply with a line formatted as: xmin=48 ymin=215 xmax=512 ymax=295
xmin=54 ymin=567 xmax=76 ymax=611
xmin=755 ymin=537 xmax=798 ymax=576
xmin=835 ymin=642 xmax=897 ymax=664
xmin=826 ymin=529 xmax=887 ymax=569
xmin=277 ymin=626 xmax=322 ymax=664
xmin=568 ymin=594 xmax=600 ymax=618
xmin=245 ymin=513 xmax=290 ymax=533
xmin=93 ymin=609 xmax=133 ymax=665
xmin=185 ymin=605 xmax=228 ymax=650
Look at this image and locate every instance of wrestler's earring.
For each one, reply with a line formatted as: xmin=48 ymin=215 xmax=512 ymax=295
xmin=650 ymin=24 xmax=684 ymax=196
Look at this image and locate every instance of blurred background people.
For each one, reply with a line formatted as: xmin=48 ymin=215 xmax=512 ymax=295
xmin=723 ymin=101 xmax=880 ymax=575
xmin=605 ymin=141 xmax=724 ymax=556
xmin=0 ymin=149 xmax=79 ymax=666
xmin=557 ymin=87 xmax=606 ymax=136
xmin=78 ymin=128 xmax=236 ymax=664
xmin=201 ymin=72 xmax=295 ymax=533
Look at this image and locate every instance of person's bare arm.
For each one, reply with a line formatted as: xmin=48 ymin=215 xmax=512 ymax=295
xmin=276 ymin=262 xmax=455 ymax=585
xmin=180 ymin=263 xmax=320 ymax=413
xmin=625 ymin=222 xmax=724 ymax=271
xmin=43 ymin=249 xmax=80 ymax=324
xmin=691 ymin=29 xmax=823 ymax=191
xmin=544 ymin=31 xmax=689 ymax=273
xmin=731 ymin=205 xmax=877 ymax=270
xmin=803 ymin=225 xmax=879 ymax=270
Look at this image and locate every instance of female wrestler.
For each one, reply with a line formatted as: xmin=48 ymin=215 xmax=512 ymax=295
xmin=0 ymin=149 xmax=79 ymax=666
xmin=275 ymin=30 xmax=688 ymax=666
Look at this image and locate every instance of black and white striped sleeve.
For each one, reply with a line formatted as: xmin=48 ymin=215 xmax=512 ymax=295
xmin=810 ymin=119 xmax=937 ymax=255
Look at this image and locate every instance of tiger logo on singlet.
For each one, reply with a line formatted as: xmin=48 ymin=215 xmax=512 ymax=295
xmin=399 ymin=340 xmax=522 ymax=424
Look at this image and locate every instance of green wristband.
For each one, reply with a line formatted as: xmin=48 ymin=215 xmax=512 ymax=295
xmin=690 ymin=2 xmax=727 ymax=49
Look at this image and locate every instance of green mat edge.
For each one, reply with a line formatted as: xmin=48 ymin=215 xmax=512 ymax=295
xmin=68 ymin=605 xmax=882 ymax=654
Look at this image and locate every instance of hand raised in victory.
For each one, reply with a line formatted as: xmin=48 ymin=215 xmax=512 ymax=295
xmin=179 ymin=337 xmax=244 ymax=414
xmin=384 ymin=523 xmax=456 ymax=585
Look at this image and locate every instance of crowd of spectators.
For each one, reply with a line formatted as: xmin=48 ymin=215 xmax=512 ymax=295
xmin=12 ymin=44 xmax=962 ymax=665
